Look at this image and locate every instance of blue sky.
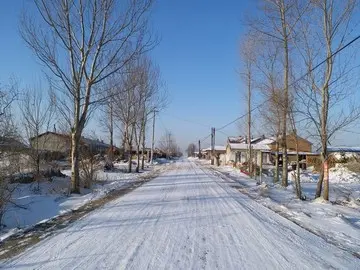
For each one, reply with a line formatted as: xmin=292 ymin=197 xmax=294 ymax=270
xmin=0 ymin=0 xmax=359 ymax=150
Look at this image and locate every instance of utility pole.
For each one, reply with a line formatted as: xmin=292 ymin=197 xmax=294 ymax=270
xmin=211 ymin=127 xmax=215 ymax=165
xmin=198 ymin=140 xmax=201 ymax=159
xmin=150 ymin=110 xmax=157 ymax=165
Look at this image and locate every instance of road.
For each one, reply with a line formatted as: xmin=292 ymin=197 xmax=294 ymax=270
xmin=2 ymin=160 xmax=358 ymax=269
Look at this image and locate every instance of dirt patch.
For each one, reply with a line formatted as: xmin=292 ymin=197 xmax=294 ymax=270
xmin=0 ymin=170 xmax=162 ymax=261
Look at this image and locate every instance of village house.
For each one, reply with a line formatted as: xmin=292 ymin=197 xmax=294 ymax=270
xmin=225 ymin=136 xmax=273 ymax=166
xmin=30 ymin=131 xmax=112 ymax=156
xmin=225 ymin=134 xmax=315 ymax=168
xmin=202 ymin=146 xmax=227 ymax=164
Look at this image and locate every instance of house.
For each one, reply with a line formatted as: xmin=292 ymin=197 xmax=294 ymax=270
xmin=225 ymin=136 xmax=273 ymax=166
xmin=202 ymin=146 xmax=226 ymax=164
xmin=30 ymin=132 xmax=113 ymax=155
xmin=0 ymin=137 xmax=30 ymax=173
xmin=0 ymin=136 xmax=29 ymax=152
xmin=225 ymin=134 xmax=315 ymax=167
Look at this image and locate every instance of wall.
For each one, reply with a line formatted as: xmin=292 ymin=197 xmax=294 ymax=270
xmin=269 ymin=135 xmax=312 ymax=153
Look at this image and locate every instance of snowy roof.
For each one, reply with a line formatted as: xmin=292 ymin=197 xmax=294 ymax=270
xmin=256 ymin=138 xmax=275 ymax=145
xmin=228 ymin=136 xmax=244 ymax=144
xmin=261 ymin=150 xmax=318 ymax=155
xmin=228 ymin=143 xmax=271 ymax=151
xmin=327 ymin=147 xmax=360 ymax=153
xmin=203 ymin=146 xmax=226 ymax=152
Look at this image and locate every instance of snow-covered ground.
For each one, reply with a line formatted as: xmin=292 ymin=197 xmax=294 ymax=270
xmin=1 ymin=160 xmax=358 ymax=269
xmin=207 ymin=162 xmax=360 ymax=257
xmin=1 ymin=161 xmax=165 ymax=241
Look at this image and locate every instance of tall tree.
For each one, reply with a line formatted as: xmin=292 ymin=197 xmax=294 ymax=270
xmin=240 ymin=35 xmax=257 ymax=177
xmin=296 ymin=0 xmax=359 ymax=200
xmin=249 ymin=0 xmax=308 ymax=187
xmin=21 ymin=0 xmax=155 ymax=193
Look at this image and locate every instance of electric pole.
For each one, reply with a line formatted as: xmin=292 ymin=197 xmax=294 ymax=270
xmin=211 ymin=127 xmax=215 ymax=165
xmin=198 ymin=140 xmax=201 ymax=159
xmin=150 ymin=110 xmax=157 ymax=164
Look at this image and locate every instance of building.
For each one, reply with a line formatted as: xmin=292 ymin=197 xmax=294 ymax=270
xmin=29 ymin=132 xmax=112 ymax=155
xmin=202 ymin=146 xmax=226 ymax=164
xmin=225 ymin=134 xmax=315 ymax=167
xmin=225 ymin=136 xmax=273 ymax=166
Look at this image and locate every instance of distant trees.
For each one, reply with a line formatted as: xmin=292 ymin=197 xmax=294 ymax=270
xmin=186 ymin=143 xmax=196 ymax=157
xmin=159 ymin=131 xmax=182 ymax=158
xmin=21 ymin=0 xmax=155 ymax=193
xmin=111 ymin=56 xmax=166 ymax=173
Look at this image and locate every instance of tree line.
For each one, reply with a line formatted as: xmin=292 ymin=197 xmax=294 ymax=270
xmin=240 ymin=0 xmax=360 ymax=200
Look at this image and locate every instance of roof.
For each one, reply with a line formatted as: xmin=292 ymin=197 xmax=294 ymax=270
xmin=256 ymin=138 xmax=275 ymax=145
xmin=30 ymin=131 xmax=70 ymax=141
xmin=228 ymin=143 xmax=271 ymax=151
xmin=327 ymin=147 xmax=360 ymax=153
xmin=81 ymin=137 xmax=110 ymax=148
xmin=30 ymin=131 xmax=112 ymax=149
xmin=262 ymin=150 xmax=318 ymax=155
xmin=228 ymin=136 xmax=245 ymax=144
xmin=203 ymin=146 xmax=226 ymax=152
xmin=0 ymin=137 xmax=29 ymax=150
xmin=268 ymin=134 xmax=313 ymax=145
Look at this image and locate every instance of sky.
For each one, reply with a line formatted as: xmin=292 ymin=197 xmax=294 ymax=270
xmin=0 ymin=0 xmax=359 ymax=150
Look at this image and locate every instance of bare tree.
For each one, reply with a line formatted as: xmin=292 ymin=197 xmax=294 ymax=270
xmin=97 ymin=82 xmax=117 ymax=163
xmin=186 ymin=143 xmax=196 ymax=157
xmin=158 ymin=131 xmax=180 ymax=159
xmin=113 ymin=62 xmax=142 ymax=173
xmin=240 ymin=34 xmax=257 ymax=177
xmin=20 ymin=87 xmax=55 ymax=191
xmin=21 ymin=0 xmax=155 ymax=193
xmin=0 ymin=82 xmax=23 ymax=226
xmin=255 ymin=41 xmax=283 ymax=183
xmin=295 ymin=0 xmax=359 ymax=200
xmin=134 ymin=57 xmax=167 ymax=171
xmin=248 ymin=0 xmax=309 ymax=187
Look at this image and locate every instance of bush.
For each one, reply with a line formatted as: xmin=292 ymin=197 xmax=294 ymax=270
xmin=9 ymin=173 xmax=35 ymax=184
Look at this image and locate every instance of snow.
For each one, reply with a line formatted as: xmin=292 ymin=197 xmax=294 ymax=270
xmin=0 ymin=162 xmax=160 ymax=241
xmin=2 ymin=160 xmax=358 ymax=269
xmin=212 ymin=164 xmax=360 ymax=257
xmin=228 ymin=143 xmax=271 ymax=150
xmin=202 ymin=145 xmax=226 ymax=151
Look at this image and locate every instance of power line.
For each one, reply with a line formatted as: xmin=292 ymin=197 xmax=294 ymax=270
xmin=162 ymin=113 xmax=211 ymax=128
xmin=216 ymin=34 xmax=360 ymax=132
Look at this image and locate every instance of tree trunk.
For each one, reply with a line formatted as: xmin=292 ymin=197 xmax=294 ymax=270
xmin=109 ymin=102 xmax=114 ymax=162
xmin=141 ymin=118 xmax=146 ymax=170
xmin=316 ymin=165 xmax=324 ymax=198
xmin=247 ymin=70 xmax=252 ymax=178
xmin=136 ymin=141 xmax=140 ymax=173
xmin=280 ymin=0 xmax=289 ymax=188
xmin=70 ymin=132 xmax=81 ymax=193
xmin=295 ymin=135 xmax=302 ymax=199
xmin=274 ymin=139 xmax=280 ymax=183
xmin=260 ymin=151 xmax=263 ymax=184
xmin=128 ymin=144 xmax=132 ymax=173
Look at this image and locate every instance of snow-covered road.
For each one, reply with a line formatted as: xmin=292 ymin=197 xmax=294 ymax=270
xmin=2 ymin=160 xmax=358 ymax=269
